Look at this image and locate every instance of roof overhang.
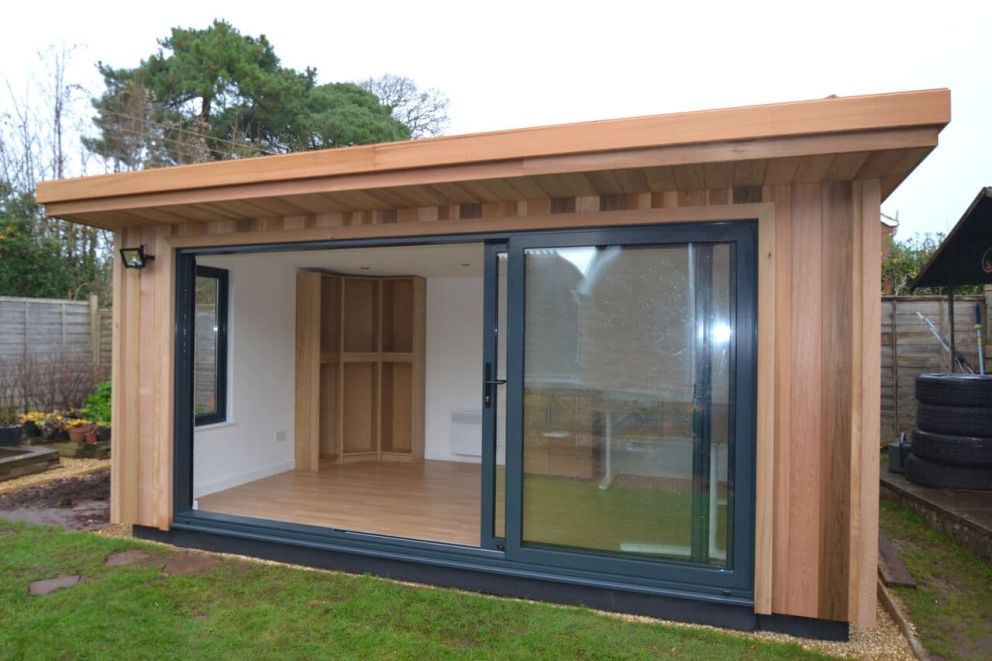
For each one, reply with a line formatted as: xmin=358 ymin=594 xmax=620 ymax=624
xmin=37 ymin=89 xmax=951 ymax=230
xmin=911 ymin=187 xmax=992 ymax=290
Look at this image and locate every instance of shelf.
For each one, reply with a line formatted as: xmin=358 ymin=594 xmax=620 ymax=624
xmin=381 ymin=362 xmax=413 ymax=454
xmin=380 ymin=452 xmax=415 ymax=463
xmin=318 ymin=364 xmax=338 ymax=457
xmin=338 ymin=451 xmax=380 ymax=465
xmin=320 ymin=276 xmax=341 ymax=354
xmin=296 ymin=272 xmax=424 ymax=468
xmin=382 ymin=279 xmax=414 ymax=353
xmin=341 ymin=363 xmax=377 ymax=454
xmin=341 ymin=352 xmax=381 ymax=363
xmin=343 ymin=278 xmax=379 ymax=353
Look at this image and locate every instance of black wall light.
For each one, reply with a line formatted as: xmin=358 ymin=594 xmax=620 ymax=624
xmin=120 ymin=245 xmax=155 ymax=270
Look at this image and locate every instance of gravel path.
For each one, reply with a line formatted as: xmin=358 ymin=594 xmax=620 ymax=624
xmin=0 ymin=457 xmax=110 ymax=496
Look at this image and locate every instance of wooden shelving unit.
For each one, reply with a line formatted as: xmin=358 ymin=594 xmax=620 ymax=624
xmin=295 ymin=272 xmax=425 ymax=470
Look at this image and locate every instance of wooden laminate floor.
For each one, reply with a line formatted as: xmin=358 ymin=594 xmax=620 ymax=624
xmin=197 ymin=460 xmax=481 ymax=546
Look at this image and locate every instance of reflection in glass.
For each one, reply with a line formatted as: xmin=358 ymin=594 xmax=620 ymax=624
xmin=522 ymin=242 xmax=734 ymax=566
xmin=194 ymin=274 xmax=221 ymax=419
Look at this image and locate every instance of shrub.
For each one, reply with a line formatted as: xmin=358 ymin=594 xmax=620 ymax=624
xmin=40 ymin=411 xmax=68 ymax=440
xmin=85 ymin=382 xmax=111 ymax=425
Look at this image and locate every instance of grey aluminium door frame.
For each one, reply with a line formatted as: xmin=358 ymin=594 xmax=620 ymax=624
xmin=502 ymin=221 xmax=757 ymax=594
xmin=480 ymin=241 xmax=508 ymax=551
xmin=172 ymin=220 xmax=757 ymax=599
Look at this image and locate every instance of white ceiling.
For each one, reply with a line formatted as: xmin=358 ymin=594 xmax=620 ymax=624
xmin=199 ymin=242 xmax=485 ymax=278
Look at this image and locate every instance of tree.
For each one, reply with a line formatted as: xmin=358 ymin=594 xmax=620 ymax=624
xmin=882 ymin=233 xmax=942 ymax=295
xmin=359 ymin=74 xmax=450 ymax=138
xmin=1 ymin=47 xmax=112 ymax=301
xmin=0 ymin=182 xmax=108 ymax=300
xmin=86 ymin=21 xmax=414 ymax=169
xmin=300 ymin=83 xmax=410 ymax=149
xmin=880 ymin=232 xmax=981 ymax=296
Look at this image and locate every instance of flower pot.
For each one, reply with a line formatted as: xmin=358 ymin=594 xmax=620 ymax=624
xmin=84 ymin=432 xmax=98 ymax=444
xmin=67 ymin=426 xmax=93 ymax=443
xmin=96 ymin=426 xmax=111 ymax=443
xmin=23 ymin=421 xmax=41 ymax=439
xmin=0 ymin=424 xmax=23 ymax=447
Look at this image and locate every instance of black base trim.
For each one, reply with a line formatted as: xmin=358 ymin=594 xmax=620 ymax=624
xmin=757 ymin=613 xmax=849 ymax=641
xmin=134 ymin=525 xmax=849 ymax=641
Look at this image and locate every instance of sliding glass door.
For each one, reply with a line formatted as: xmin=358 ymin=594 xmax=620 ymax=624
xmin=499 ymin=222 xmax=756 ymax=592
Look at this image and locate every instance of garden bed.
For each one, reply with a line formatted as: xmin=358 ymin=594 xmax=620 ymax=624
xmin=0 ymin=445 xmax=59 ymax=481
xmin=41 ymin=441 xmax=111 ymax=460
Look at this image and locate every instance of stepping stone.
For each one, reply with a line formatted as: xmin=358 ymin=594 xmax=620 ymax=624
xmin=878 ymin=530 xmax=916 ymax=588
xmin=162 ymin=553 xmax=217 ymax=576
xmin=29 ymin=575 xmax=80 ymax=595
xmin=105 ymin=549 xmax=151 ymax=567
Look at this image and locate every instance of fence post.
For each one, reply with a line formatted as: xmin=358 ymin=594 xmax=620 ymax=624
xmin=60 ymin=302 xmax=67 ymax=361
xmin=89 ymin=294 xmax=100 ymax=367
xmin=891 ymin=298 xmax=898 ymax=440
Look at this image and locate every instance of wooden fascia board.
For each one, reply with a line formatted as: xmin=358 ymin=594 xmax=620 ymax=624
xmin=37 ymin=89 xmax=949 ymax=206
xmin=44 ymin=126 xmax=940 ymax=221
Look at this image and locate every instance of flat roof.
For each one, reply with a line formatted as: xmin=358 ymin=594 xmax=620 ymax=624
xmin=37 ymin=89 xmax=950 ymax=230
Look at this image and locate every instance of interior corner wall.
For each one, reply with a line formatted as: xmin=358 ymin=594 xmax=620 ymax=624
xmin=424 ymin=275 xmax=484 ymax=462
xmin=192 ymin=255 xmax=297 ymax=499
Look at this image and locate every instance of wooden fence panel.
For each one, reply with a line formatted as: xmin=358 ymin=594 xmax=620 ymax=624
xmin=880 ymin=295 xmax=987 ymax=444
xmin=0 ymin=295 xmax=112 ymax=410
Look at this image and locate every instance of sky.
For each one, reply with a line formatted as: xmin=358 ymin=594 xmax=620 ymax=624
xmin=2 ymin=0 xmax=989 ymax=238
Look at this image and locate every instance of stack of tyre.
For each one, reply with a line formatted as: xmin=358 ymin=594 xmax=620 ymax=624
xmin=909 ymin=374 xmax=992 ymax=491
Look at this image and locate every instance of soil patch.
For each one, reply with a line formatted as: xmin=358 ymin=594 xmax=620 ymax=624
xmin=0 ymin=469 xmax=109 ymax=531
xmin=163 ymin=552 xmax=218 ymax=576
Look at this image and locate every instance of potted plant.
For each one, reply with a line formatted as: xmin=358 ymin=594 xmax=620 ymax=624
xmin=0 ymin=381 xmax=22 ymax=446
xmin=18 ymin=412 xmax=46 ymax=439
xmin=85 ymin=383 xmax=111 ymax=444
xmin=0 ymin=410 xmax=21 ymax=447
xmin=65 ymin=418 xmax=94 ymax=443
xmin=41 ymin=411 xmax=68 ymax=442
xmin=94 ymin=422 xmax=111 ymax=443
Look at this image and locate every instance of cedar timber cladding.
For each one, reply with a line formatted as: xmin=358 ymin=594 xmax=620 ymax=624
xmin=36 ymin=90 xmax=950 ymax=628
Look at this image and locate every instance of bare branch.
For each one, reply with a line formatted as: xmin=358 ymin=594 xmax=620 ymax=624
xmin=359 ymin=74 xmax=450 ymax=138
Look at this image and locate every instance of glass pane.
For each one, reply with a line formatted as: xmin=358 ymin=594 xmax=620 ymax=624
xmin=494 ymin=252 xmax=507 ymax=539
xmin=521 ymin=243 xmax=734 ymax=566
xmin=194 ymin=275 xmax=221 ymax=419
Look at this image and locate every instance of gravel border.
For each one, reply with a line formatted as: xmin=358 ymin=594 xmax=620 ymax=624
xmin=0 ymin=457 xmax=110 ymax=496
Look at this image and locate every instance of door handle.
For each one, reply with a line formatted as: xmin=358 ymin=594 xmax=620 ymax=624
xmin=483 ymin=379 xmax=506 ymax=407
xmin=483 ymin=363 xmax=506 ymax=407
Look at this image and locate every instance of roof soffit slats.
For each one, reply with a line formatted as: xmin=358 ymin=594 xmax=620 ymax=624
xmin=36 ymin=90 xmax=950 ymax=228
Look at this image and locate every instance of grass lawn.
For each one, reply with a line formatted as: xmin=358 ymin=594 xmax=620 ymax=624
xmin=879 ymin=499 xmax=992 ymax=660
xmin=0 ymin=521 xmax=830 ymax=660
xmin=520 ymin=473 xmax=727 ymax=559
xmin=496 ymin=468 xmax=728 ymax=563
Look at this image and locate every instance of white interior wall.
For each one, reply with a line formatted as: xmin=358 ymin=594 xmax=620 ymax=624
xmin=193 ymin=249 xmax=484 ymax=501
xmin=193 ymin=255 xmax=297 ymax=499
xmin=424 ymin=275 xmax=484 ymax=462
